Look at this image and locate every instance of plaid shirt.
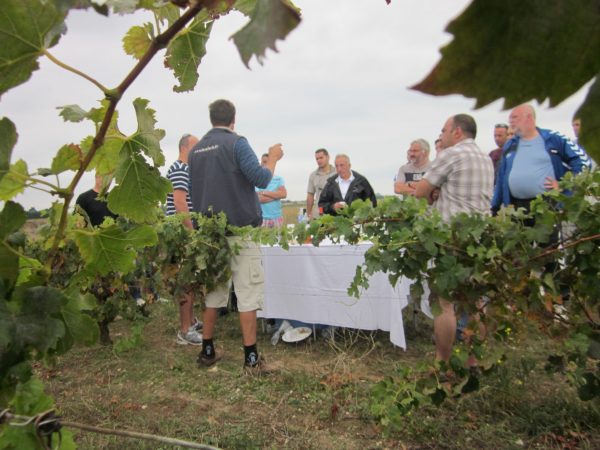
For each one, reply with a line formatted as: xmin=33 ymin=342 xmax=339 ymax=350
xmin=424 ymin=138 xmax=494 ymax=223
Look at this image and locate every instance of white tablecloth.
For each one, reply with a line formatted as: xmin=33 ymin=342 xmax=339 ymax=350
xmin=259 ymin=243 xmax=410 ymax=349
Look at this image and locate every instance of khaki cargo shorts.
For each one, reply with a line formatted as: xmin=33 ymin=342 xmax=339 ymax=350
xmin=205 ymin=236 xmax=264 ymax=312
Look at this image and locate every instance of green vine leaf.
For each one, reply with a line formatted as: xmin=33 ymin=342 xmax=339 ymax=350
xmin=120 ymin=98 xmax=165 ymax=167
xmin=231 ymin=0 xmax=301 ymax=68
xmin=57 ymin=104 xmax=90 ymax=123
xmin=412 ymin=0 xmax=600 ymax=161
xmin=71 ymin=224 xmax=157 ymax=275
xmin=0 ymin=201 xmax=26 ymax=288
xmin=123 ymin=23 xmax=154 ymax=60
xmin=0 ymin=0 xmax=67 ymax=98
xmin=0 ymin=118 xmax=17 ymax=184
xmin=574 ymin=77 xmax=600 ymax=162
xmin=164 ymin=12 xmax=213 ymax=92
xmin=50 ymin=143 xmax=82 ymax=174
xmin=0 ymin=159 xmax=29 ymax=201
xmin=234 ymin=0 xmax=258 ymax=16
xmin=61 ymin=294 xmax=99 ymax=346
xmin=0 ymin=377 xmax=77 ymax=449
xmin=105 ymin=0 xmax=139 ymax=14
xmin=107 ymin=150 xmax=171 ymax=222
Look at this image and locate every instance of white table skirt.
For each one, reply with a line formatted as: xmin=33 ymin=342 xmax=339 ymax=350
xmin=259 ymin=243 xmax=410 ymax=349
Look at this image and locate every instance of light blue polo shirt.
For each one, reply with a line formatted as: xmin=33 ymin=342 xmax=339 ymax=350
xmin=256 ymin=176 xmax=285 ymax=219
xmin=508 ymin=135 xmax=554 ymax=199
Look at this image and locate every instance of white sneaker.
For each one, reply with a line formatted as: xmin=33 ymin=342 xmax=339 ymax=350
xmin=191 ymin=318 xmax=203 ymax=332
xmin=176 ymin=329 xmax=203 ymax=346
xmin=271 ymin=320 xmax=292 ymax=346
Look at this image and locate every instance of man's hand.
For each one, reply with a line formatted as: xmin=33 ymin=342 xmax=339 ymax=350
xmin=544 ymin=176 xmax=559 ymax=190
xmin=268 ymin=143 xmax=283 ymax=161
xmin=334 ymin=201 xmax=347 ymax=211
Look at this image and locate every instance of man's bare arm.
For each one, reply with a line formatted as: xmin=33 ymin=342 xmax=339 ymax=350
xmin=414 ymin=179 xmax=436 ymax=205
xmin=173 ymin=189 xmax=193 ymax=229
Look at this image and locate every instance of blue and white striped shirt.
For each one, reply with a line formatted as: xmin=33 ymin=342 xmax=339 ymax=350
xmin=166 ymin=160 xmax=192 ymax=216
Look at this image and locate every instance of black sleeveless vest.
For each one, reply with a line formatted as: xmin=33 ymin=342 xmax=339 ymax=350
xmin=188 ymin=128 xmax=262 ymax=227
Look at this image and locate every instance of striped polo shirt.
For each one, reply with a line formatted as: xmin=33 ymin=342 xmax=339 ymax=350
xmin=166 ymin=160 xmax=192 ymax=216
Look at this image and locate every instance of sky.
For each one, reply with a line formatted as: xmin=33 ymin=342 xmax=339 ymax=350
xmin=0 ymin=0 xmax=587 ymax=210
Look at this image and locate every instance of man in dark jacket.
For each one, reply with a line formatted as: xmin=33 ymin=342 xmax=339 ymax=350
xmin=318 ymin=154 xmax=377 ymax=215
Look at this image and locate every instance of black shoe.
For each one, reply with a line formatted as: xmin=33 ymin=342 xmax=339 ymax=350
xmin=197 ymin=349 xmax=223 ymax=368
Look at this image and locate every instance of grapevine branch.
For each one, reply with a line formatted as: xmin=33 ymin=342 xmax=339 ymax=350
xmin=48 ymin=2 xmax=206 ymax=263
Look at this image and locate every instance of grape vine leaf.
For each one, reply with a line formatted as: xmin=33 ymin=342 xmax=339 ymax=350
xmin=0 ymin=118 xmax=16 ymax=184
xmin=231 ymin=0 xmax=301 ymax=68
xmin=57 ymin=104 xmax=90 ymax=123
xmin=107 ymin=150 xmax=171 ymax=222
xmin=50 ymin=144 xmax=81 ymax=174
xmin=0 ymin=0 xmax=67 ymax=99
xmin=72 ymin=224 xmax=157 ymax=275
xmin=104 ymin=0 xmax=139 ymax=14
xmin=141 ymin=0 xmax=180 ymax=28
xmin=234 ymin=0 xmax=258 ymax=16
xmin=123 ymin=22 xmax=154 ymax=60
xmin=0 ymin=201 xmax=26 ymax=288
xmin=0 ymin=377 xmax=77 ymax=449
xmin=116 ymin=98 xmax=165 ymax=167
xmin=61 ymin=294 xmax=99 ymax=345
xmin=0 ymin=159 xmax=29 ymax=201
xmin=412 ymin=0 xmax=600 ymax=162
xmin=574 ymin=78 xmax=600 ymax=159
xmin=164 ymin=12 xmax=213 ymax=92
xmin=11 ymin=286 xmax=67 ymax=353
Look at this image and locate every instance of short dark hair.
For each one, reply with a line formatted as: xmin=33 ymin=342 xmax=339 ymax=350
xmin=261 ymin=153 xmax=269 ymax=159
xmin=209 ymin=99 xmax=236 ymax=126
xmin=315 ymin=148 xmax=328 ymax=156
xmin=452 ymin=114 xmax=477 ymax=139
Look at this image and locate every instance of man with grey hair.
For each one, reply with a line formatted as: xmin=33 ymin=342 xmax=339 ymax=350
xmin=394 ymin=139 xmax=432 ymax=196
xmin=318 ymin=153 xmax=377 ymax=215
xmin=415 ymin=114 xmax=494 ymax=362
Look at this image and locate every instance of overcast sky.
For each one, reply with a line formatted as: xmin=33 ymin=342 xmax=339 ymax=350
xmin=0 ymin=0 xmax=587 ymax=210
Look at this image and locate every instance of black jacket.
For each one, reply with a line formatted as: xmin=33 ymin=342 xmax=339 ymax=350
xmin=318 ymin=171 xmax=377 ymax=215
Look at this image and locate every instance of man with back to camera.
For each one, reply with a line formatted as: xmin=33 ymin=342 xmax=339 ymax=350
xmin=394 ymin=139 xmax=432 ymax=196
xmin=306 ymin=148 xmax=335 ymax=220
xmin=318 ymin=153 xmax=377 ymax=215
xmin=415 ymin=114 xmax=494 ymax=362
xmin=188 ymin=99 xmax=283 ymax=374
xmin=165 ymin=133 xmax=203 ymax=346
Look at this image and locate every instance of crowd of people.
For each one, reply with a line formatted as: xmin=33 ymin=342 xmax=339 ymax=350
xmin=76 ymin=99 xmax=593 ymax=374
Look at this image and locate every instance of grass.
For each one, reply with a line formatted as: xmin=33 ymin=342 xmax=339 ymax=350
xmin=38 ymin=300 xmax=600 ymax=450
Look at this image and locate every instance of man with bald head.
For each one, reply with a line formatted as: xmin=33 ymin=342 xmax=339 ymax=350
xmin=492 ymin=104 xmax=591 ymax=215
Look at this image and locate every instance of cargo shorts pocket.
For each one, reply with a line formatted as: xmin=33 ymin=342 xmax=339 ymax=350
xmin=248 ymin=257 xmax=264 ymax=284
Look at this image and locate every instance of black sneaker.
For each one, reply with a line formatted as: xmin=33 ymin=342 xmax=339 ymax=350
xmin=243 ymin=354 xmax=278 ymax=376
xmin=197 ymin=349 xmax=223 ymax=368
